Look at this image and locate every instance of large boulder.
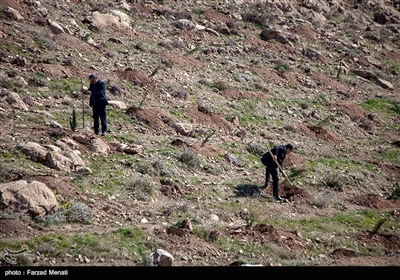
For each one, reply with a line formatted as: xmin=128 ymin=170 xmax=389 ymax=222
xmin=0 ymin=180 xmax=58 ymax=217
xmin=4 ymin=91 xmax=29 ymax=111
xmin=92 ymin=10 xmax=132 ymax=30
xmin=89 ymin=138 xmax=110 ymax=154
xmin=16 ymin=142 xmax=91 ymax=174
xmin=16 ymin=142 xmax=48 ymax=163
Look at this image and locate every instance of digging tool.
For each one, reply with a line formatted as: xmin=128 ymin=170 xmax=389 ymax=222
xmin=266 ymin=143 xmax=293 ymax=186
xmin=81 ymin=77 xmax=85 ymax=129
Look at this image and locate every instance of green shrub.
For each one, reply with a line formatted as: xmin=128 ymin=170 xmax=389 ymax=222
xmin=321 ymin=173 xmax=347 ymax=191
xmin=387 ymin=185 xmax=400 ymax=200
xmin=69 ymin=107 xmax=77 ymax=131
xmin=210 ymin=80 xmax=229 ymax=91
xmin=179 ymin=148 xmax=201 ymax=169
xmin=124 ymin=176 xmax=156 ymax=201
xmin=65 ymin=201 xmax=93 ymax=224
xmin=246 ymin=142 xmax=266 ymax=157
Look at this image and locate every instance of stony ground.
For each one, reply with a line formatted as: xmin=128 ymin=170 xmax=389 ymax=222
xmin=0 ymin=0 xmax=400 ymax=268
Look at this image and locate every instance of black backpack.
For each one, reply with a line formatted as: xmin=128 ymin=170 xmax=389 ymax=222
xmin=261 ymin=152 xmax=270 ymax=166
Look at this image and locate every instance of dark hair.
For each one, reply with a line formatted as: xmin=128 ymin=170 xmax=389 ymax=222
xmin=88 ymin=73 xmax=97 ymax=79
xmin=285 ymin=144 xmax=294 ymax=150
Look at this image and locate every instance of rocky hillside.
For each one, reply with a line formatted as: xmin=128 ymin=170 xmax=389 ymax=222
xmin=0 ymin=0 xmax=400 ymax=268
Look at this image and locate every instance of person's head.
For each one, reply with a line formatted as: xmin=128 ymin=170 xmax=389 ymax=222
xmin=285 ymin=144 xmax=294 ymax=154
xmin=89 ymin=73 xmax=98 ymax=84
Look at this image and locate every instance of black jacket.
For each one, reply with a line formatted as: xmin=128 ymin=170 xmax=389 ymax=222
xmin=261 ymin=145 xmax=287 ymax=169
xmin=88 ymin=79 xmax=108 ymax=107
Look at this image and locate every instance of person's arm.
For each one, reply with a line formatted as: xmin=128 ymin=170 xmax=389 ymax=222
xmin=92 ymin=81 xmax=106 ymax=99
xmin=99 ymin=81 xmax=106 ymax=99
xmin=277 ymin=146 xmax=286 ymax=167
xmin=80 ymin=83 xmax=92 ymax=95
xmin=84 ymin=84 xmax=93 ymax=95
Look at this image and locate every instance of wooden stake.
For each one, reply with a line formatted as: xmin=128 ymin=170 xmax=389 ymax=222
xmin=81 ymin=78 xmax=85 ymax=129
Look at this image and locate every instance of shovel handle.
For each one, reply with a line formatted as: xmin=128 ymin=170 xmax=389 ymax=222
xmin=267 ymin=144 xmax=293 ymax=186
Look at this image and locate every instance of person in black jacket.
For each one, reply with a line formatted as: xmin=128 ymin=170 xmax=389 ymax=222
xmin=261 ymin=144 xmax=294 ymax=201
xmin=81 ymin=74 xmax=109 ymax=136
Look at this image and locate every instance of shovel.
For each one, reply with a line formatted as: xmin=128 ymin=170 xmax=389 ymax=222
xmin=266 ymin=144 xmax=293 ymax=186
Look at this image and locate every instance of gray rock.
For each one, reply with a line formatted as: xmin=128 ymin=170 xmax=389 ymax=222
xmin=173 ymin=19 xmax=195 ymax=30
xmin=16 ymin=142 xmax=48 ymax=163
xmin=72 ymin=132 xmax=92 ymax=144
xmin=124 ymin=145 xmax=144 ymax=155
xmin=0 ymin=180 xmax=58 ymax=217
xmin=36 ymin=8 xmax=48 ymax=17
xmin=260 ymin=29 xmax=279 ymax=41
xmin=173 ymin=123 xmax=193 ymax=136
xmin=107 ymin=100 xmax=127 ymax=110
xmin=376 ymin=78 xmax=393 ymax=90
xmin=350 ymin=69 xmax=377 ymax=80
xmin=150 ymin=249 xmax=174 ymax=266
xmin=60 ymin=137 xmax=81 ymax=150
xmin=16 ymin=141 xmax=89 ymax=173
xmin=89 ymin=138 xmax=110 ymax=154
xmin=4 ymin=92 xmax=29 ymax=111
xmin=6 ymin=7 xmax=24 ymax=21
xmin=49 ymin=20 xmax=65 ymax=34
xmin=303 ymin=48 xmax=326 ymax=63
xmin=92 ymin=10 xmax=132 ymax=31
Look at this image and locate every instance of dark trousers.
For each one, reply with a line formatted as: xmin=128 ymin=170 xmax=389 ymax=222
xmin=92 ymin=105 xmax=107 ymax=134
xmin=265 ymin=166 xmax=279 ymax=197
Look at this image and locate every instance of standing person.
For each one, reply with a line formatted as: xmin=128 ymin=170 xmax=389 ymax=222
xmin=81 ymin=74 xmax=108 ymax=136
xmin=261 ymin=144 xmax=294 ymax=201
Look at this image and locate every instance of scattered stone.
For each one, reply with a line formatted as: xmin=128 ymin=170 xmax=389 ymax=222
xmin=172 ymin=123 xmax=193 ymax=136
xmin=36 ymin=8 xmax=48 ymax=17
xmin=11 ymin=56 xmax=26 ymax=67
xmin=72 ymin=132 xmax=92 ymax=144
xmin=4 ymin=91 xmax=29 ymax=111
xmin=210 ymin=214 xmax=220 ymax=222
xmin=260 ymin=28 xmax=279 ymax=41
xmin=374 ymin=12 xmax=389 ymax=25
xmin=6 ymin=7 xmax=24 ymax=21
xmin=303 ymin=48 xmax=326 ymax=63
xmin=376 ymin=78 xmax=393 ymax=90
xmin=108 ymin=38 xmax=123 ymax=44
xmin=173 ymin=19 xmax=195 ymax=30
xmin=205 ymin=27 xmax=220 ymax=37
xmin=180 ymin=218 xmax=192 ymax=230
xmin=350 ymin=69 xmax=377 ymax=80
xmin=230 ymin=116 xmax=240 ymax=127
xmin=89 ymin=138 xmax=110 ymax=154
xmin=124 ymin=145 xmax=144 ymax=155
xmin=107 ymin=100 xmax=127 ymax=110
xmin=49 ymin=20 xmax=65 ymax=34
xmin=150 ymin=249 xmax=174 ymax=266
